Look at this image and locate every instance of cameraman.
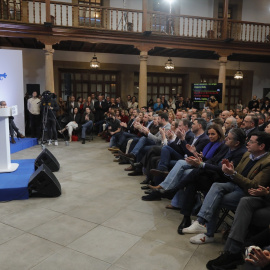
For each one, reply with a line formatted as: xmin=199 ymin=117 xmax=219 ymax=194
xmin=205 ymin=95 xmax=219 ymax=113
xmin=40 ymin=91 xmax=59 ymax=146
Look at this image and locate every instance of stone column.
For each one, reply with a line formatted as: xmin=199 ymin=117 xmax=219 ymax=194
xmin=43 ymin=44 xmax=55 ymax=93
xmin=218 ymin=56 xmax=227 ymax=110
xmin=139 ymin=51 xmax=148 ymax=107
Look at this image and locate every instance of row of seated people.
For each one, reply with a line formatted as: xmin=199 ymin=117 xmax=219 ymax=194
xmin=105 ymin=109 xmax=270 ymax=270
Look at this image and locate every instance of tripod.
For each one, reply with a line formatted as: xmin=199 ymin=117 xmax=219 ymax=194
xmin=41 ymin=102 xmax=68 ymax=148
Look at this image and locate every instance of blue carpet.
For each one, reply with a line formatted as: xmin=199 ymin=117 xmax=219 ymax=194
xmin=0 ymin=159 xmax=35 ymax=201
xmin=10 ymin=138 xmax=38 ymax=154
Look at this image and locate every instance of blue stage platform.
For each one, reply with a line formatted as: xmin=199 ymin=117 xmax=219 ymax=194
xmin=10 ymin=138 xmax=38 ymax=154
xmin=0 ymin=159 xmax=35 ymax=201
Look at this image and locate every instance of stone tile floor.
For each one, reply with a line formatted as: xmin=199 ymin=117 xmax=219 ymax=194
xmin=0 ymin=137 xmax=233 ymax=270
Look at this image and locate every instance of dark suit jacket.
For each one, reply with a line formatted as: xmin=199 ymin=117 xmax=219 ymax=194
xmin=94 ymin=101 xmax=107 ymax=122
xmin=180 ymin=132 xmax=210 ymax=157
xmin=69 ymin=113 xmax=81 ymax=125
xmin=169 ymin=130 xmax=194 ymax=156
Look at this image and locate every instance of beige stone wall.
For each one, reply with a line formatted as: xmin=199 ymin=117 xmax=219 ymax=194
xmin=53 ymin=60 xmax=253 ymax=106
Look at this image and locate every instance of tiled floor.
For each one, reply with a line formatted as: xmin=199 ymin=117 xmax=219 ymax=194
xmin=2 ymin=138 xmax=228 ymax=270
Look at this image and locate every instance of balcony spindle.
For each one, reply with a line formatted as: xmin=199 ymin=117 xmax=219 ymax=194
xmin=110 ymin=9 xmax=113 ymax=30
xmin=94 ymin=8 xmax=97 ymax=27
xmin=183 ymin=17 xmax=185 ymax=36
xmin=39 ymin=2 xmax=41 ymax=24
xmin=33 ymin=0 xmax=35 ymax=23
xmin=60 ymin=4 xmax=62 ymax=26
xmin=66 ymin=5 xmax=68 ymax=26
xmin=137 ymin=12 xmax=139 ymax=32
xmin=14 ymin=0 xmax=16 ymax=20
xmin=54 ymin=4 xmax=56 ymax=25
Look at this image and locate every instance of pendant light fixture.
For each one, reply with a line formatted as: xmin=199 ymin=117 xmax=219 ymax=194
xmin=165 ymin=58 xmax=174 ymax=71
xmin=90 ymin=53 xmax=100 ymax=69
xmin=234 ymin=61 xmax=243 ymax=79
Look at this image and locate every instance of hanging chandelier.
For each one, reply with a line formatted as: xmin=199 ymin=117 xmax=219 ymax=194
xmin=234 ymin=61 xmax=243 ymax=79
xmin=90 ymin=54 xmax=100 ymax=69
xmin=165 ymin=58 xmax=174 ymax=71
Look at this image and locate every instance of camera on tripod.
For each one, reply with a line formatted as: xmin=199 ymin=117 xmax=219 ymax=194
xmin=41 ymin=90 xmax=56 ymax=104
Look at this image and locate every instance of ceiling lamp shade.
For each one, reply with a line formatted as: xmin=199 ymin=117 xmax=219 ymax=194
xmin=90 ymin=54 xmax=100 ymax=69
xmin=234 ymin=62 xmax=243 ymax=79
xmin=165 ymin=58 xmax=174 ymax=71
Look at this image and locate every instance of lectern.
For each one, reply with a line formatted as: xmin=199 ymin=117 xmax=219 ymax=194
xmin=0 ymin=106 xmax=19 ymax=173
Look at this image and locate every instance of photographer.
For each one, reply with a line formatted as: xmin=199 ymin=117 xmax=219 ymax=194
xmin=40 ymin=91 xmax=59 ymax=146
xmin=205 ymin=95 xmax=219 ymax=113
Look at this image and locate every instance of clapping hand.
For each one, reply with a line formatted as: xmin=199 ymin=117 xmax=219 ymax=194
xmin=166 ymin=130 xmax=174 ymax=140
xmin=248 ymin=186 xmax=270 ymax=197
xmin=186 ymin=144 xmax=197 ymax=154
xmin=185 ymin=155 xmax=202 ymax=167
xmin=176 ymin=128 xmax=186 ymax=140
xmin=222 ymin=160 xmax=234 ymax=175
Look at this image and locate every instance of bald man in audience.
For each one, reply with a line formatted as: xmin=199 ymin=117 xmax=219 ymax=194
xmin=221 ymin=110 xmax=230 ymax=123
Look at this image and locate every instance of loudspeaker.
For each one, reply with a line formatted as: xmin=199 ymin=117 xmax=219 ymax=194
xmin=28 ymin=164 xmax=61 ymax=197
xmin=64 ymin=73 xmax=71 ymax=96
xmin=35 ymin=148 xmax=60 ymax=172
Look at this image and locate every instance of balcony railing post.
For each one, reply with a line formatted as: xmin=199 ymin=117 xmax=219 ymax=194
xmin=142 ymin=0 xmax=147 ymax=32
xmin=221 ymin=0 xmax=229 ymax=39
xmin=45 ymin=0 xmax=51 ymax=22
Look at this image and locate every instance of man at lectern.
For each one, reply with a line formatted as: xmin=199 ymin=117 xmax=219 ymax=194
xmin=0 ymin=101 xmax=25 ymax=144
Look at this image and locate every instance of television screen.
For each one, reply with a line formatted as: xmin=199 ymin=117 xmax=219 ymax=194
xmin=191 ymin=83 xmax=223 ymax=103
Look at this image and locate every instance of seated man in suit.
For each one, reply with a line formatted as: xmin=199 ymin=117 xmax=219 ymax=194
xmin=122 ymin=112 xmax=171 ymax=163
xmin=81 ymin=107 xmax=95 ymax=144
xmin=0 ymin=100 xmax=25 ymax=144
xmin=175 ymin=128 xmax=247 ymax=233
xmin=183 ymin=132 xmax=270 ymax=247
xmin=207 ymin=186 xmax=270 ymax=270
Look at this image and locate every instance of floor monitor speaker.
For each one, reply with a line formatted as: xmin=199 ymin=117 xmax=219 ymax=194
xmin=35 ymin=148 xmax=60 ymax=172
xmin=28 ymin=164 xmax=61 ymax=197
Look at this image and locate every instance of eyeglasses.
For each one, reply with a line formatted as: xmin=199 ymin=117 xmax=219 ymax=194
xmin=247 ymin=140 xmax=258 ymax=144
xmin=243 ymin=120 xmax=252 ymax=123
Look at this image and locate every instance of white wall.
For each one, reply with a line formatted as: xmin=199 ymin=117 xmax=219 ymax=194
xmin=180 ymin=0 xmax=214 ymax=17
xmin=2 ymin=48 xmax=267 ymax=102
xmin=0 ymin=49 xmax=25 ymax=133
xmin=242 ymin=0 xmax=270 ymax=23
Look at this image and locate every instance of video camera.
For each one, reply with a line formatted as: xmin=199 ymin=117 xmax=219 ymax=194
xmin=41 ymin=90 xmax=56 ymax=104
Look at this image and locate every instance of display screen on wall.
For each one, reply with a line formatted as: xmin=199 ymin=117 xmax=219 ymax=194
xmin=191 ymin=83 xmax=223 ymax=103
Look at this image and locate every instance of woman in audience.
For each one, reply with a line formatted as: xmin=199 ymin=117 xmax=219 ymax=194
xmin=167 ymin=97 xmax=176 ymax=110
xmin=58 ymin=107 xmax=81 ymax=142
xmin=120 ymin=110 xmax=129 ymax=123
xmin=149 ymin=123 xmax=227 ymax=191
xmin=84 ymin=96 xmax=95 ymax=112
xmin=130 ymin=96 xmax=138 ymax=109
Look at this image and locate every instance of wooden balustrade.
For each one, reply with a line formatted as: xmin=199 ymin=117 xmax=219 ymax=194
xmin=228 ymin=20 xmax=270 ymax=43
xmin=0 ymin=0 xmax=269 ymax=44
xmin=147 ymin=11 xmax=223 ymax=39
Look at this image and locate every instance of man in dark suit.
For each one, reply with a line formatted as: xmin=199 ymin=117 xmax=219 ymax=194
xmin=94 ymin=95 xmax=108 ymax=133
xmin=153 ymin=118 xmax=209 ymax=174
xmin=243 ymin=114 xmax=259 ymax=136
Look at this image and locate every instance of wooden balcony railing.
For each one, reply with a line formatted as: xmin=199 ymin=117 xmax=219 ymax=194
xmin=228 ymin=19 xmax=270 ymax=43
xmin=148 ymin=11 xmax=223 ymax=39
xmin=0 ymin=0 xmax=269 ymax=44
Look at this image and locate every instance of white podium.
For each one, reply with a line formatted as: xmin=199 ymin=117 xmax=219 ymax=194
xmin=0 ymin=106 xmax=19 ymax=173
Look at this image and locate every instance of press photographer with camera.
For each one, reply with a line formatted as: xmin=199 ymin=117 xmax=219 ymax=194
xmin=40 ymin=91 xmax=59 ymax=146
xmin=205 ymin=95 xmax=219 ymax=114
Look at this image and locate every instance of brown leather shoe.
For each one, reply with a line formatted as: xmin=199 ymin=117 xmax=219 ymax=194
xmin=11 ymin=137 xmax=16 ymax=144
xmin=124 ymin=165 xmax=135 ymax=171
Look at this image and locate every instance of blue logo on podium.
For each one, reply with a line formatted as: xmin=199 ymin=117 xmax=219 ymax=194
xmin=0 ymin=73 xmax=7 ymax=80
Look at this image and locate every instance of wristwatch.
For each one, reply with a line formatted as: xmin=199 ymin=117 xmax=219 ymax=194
xmin=231 ymin=171 xmax=237 ymax=178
